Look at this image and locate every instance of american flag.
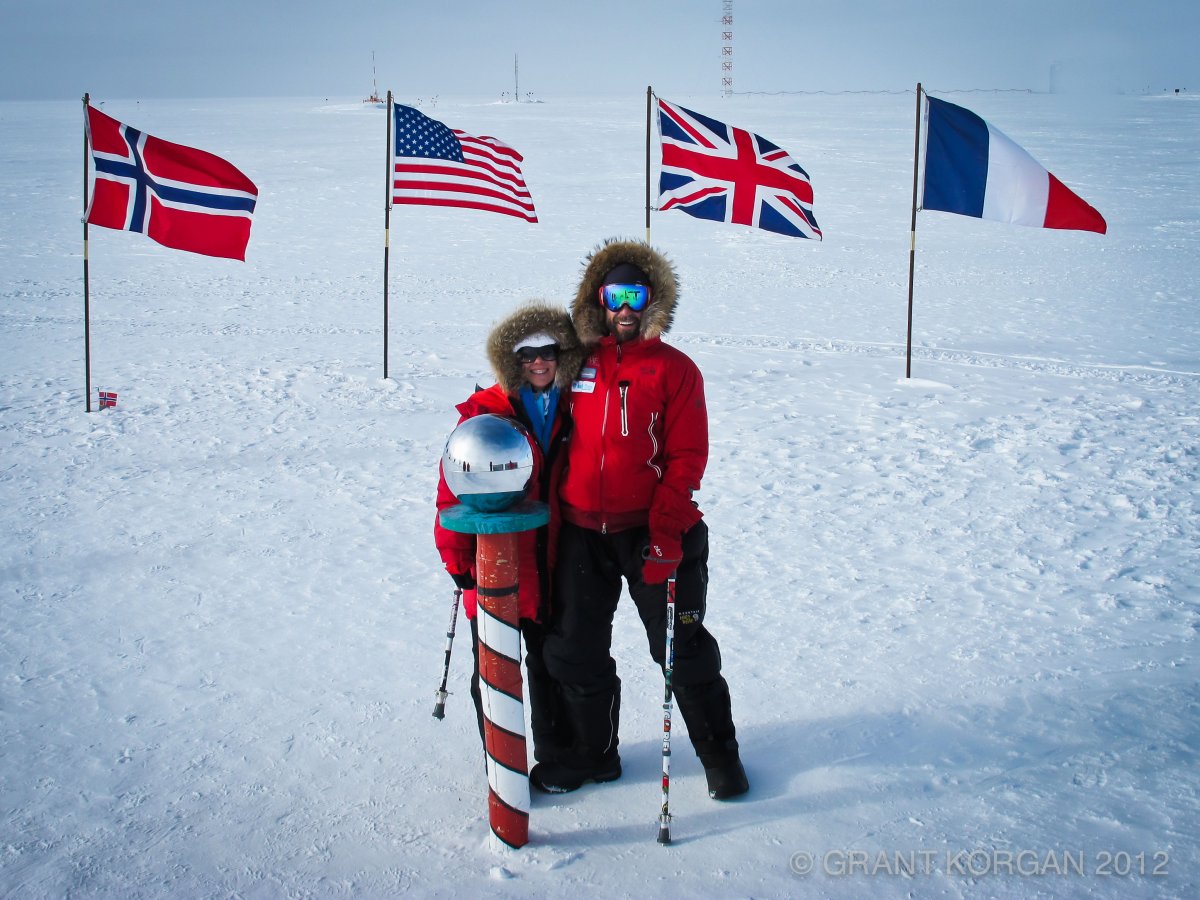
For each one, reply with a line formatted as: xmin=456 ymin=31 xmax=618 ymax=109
xmin=657 ymin=98 xmax=821 ymax=241
xmin=392 ymin=105 xmax=537 ymax=223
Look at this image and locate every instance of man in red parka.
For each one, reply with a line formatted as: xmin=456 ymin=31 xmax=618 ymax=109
xmin=533 ymin=239 xmax=749 ymax=800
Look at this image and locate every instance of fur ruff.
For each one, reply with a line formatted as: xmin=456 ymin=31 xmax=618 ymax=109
xmin=570 ymin=238 xmax=679 ymax=346
xmin=485 ymin=300 xmax=584 ymax=395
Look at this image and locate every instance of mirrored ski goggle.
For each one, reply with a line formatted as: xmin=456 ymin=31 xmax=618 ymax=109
xmin=516 ymin=344 xmax=559 ymax=363
xmin=598 ymin=283 xmax=651 ymax=312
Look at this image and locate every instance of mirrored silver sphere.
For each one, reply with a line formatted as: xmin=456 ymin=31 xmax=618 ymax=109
xmin=442 ymin=414 xmax=534 ymax=511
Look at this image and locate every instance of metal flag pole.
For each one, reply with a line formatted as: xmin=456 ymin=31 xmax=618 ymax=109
xmin=82 ymin=92 xmax=93 ymax=412
xmin=384 ymin=90 xmax=393 ymax=380
xmin=905 ymin=82 xmax=924 ymax=379
xmin=645 ymin=85 xmax=653 ymax=243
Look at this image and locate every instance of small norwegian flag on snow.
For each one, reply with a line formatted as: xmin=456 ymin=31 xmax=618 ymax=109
xmin=98 ymin=390 xmax=118 ymax=409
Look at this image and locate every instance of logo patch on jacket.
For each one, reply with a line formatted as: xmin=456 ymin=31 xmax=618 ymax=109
xmin=572 ymin=365 xmax=598 ymax=393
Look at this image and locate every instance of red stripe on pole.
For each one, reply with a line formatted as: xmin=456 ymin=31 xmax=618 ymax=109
xmin=487 ymin=789 xmax=530 ymax=849
xmin=486 ymin=723 xmax=529 ymax=773
xmin=479 ymin=643 xmax=523 ymax=696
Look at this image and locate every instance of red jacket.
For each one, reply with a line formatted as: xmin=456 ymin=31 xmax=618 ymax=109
xmin=560 ymin=335 xmax=707 ymax=538
xmin=434 ymin=384 xmax=568 ymax=621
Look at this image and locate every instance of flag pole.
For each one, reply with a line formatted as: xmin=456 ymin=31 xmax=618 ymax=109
xmin=82 ymin=93 xmax=93 ymax=412
xmin=383 ymin=90 xmax=393 ymax=380
xmin=645 ymin=85 xmax=652 ymax=243
xmin=905 ymin=82 xmax=924 ymax=379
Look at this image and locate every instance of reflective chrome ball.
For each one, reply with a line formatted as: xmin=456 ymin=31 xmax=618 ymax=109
xmin=441 ymin=414 xmax=535 ymax=511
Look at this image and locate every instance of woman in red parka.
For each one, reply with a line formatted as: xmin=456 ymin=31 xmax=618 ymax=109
xmin=434 ymin=300 xmax=584 ymax=767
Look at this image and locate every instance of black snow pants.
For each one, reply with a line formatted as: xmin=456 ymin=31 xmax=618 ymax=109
xmin=543 ymin=519 xmax=739 ymax=767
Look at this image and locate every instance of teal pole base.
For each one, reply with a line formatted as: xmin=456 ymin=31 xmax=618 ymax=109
xmin=439 ymin=500 xmax=549 ymax=536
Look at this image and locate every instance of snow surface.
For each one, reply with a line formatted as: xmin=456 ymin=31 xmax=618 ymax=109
xmin=1 ymin=91 xmax=1198 ymax=898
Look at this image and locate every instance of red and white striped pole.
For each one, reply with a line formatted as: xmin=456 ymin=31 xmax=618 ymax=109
xmin=439 ymin=414 xmax=548 ymax=849
xmin=475 ymin=530 xmax=529 ymax=848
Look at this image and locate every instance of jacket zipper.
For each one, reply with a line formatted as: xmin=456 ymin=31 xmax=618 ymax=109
xmin=599 ymin=391 xmax=609 ymax=533
xmin=618 ymin=381 xmax=630 ymax=437
xmin=598 ymin=344 xmax=622 ymax=533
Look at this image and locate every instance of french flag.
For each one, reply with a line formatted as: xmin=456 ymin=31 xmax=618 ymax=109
xmin=922 ymin=96 xmax=1106 ymax=235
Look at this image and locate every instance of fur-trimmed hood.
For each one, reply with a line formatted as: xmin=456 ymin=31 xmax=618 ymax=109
xmin=486 ymin=300 xmax=584 ymax=395
xmin=570 ymin=238 xmax=679 ymax=346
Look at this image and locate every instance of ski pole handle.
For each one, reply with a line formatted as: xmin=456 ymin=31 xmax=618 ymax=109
xmin=432 ymin=588 xmax=463 ymax=720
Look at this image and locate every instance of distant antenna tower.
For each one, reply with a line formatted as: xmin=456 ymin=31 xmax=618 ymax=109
xmin=721 ymin=1 xmax=733 ymax=97
xmin=514 ymin=54 xmax=520 ymax=103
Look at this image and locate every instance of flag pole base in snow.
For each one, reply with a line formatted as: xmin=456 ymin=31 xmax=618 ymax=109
xmin=440 ymin=500 xmax=549 ymax=850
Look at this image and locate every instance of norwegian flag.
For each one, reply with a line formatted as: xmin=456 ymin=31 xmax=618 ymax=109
xmin=657 ymin=98 xmax=821 ymax=240
xmin=97 ymin=390 xmax=118 ymax=409
xmin=85 ymin=105 xmax=258 ymax=260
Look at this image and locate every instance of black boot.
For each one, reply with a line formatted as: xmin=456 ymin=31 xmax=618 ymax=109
xmin=698 ymin=740 xmax=749 ymax=800
xmin=530 ymin=680 xmax=621 ymax=793
xmin=529 ymin=752 xmax=622 ymax=793
xmin=675 ymin=678 xmax=749 ymax=800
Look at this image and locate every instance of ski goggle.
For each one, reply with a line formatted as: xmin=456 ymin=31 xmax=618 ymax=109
xmin=598 ymin=283 xmax=651 ymax=312
xmin=515 ymin=344 xmax=559 ymax=363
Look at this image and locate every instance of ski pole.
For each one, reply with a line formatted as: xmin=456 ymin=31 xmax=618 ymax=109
xmin=657 ymin=574 xmax=676 ymax=844
xmin=432 ymin=588 xmax=463 ymax=720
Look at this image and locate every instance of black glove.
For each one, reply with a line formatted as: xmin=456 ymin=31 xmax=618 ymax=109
xmin=450 ymin=571 xmax=476 ymax=591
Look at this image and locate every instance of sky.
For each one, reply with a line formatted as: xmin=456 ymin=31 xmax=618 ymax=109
xmin=0 ymin=0 xmax=1196 ymax=101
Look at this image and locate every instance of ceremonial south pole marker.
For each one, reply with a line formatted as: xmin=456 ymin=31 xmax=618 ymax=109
xmin=440 ymin=414 xmax=547 ymax=849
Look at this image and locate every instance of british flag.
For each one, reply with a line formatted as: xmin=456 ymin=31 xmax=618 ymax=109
xmin=85 ymin=105 xmax=259 ymax=260
xmin=657 ymin=98 xmax=821 ymax=241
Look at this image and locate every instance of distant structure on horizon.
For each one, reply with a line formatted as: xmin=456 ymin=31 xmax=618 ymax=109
xmin=722 ymin=1 xmax=733 ymax=97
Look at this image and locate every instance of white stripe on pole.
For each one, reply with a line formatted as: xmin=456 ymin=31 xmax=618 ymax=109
xmin=489 ymin=761 xmax=531 ymax=810
xmin=478 ymin=607 xmax=521 ymax=659
xmin=480 ymin=686 xmax=526 ymax=736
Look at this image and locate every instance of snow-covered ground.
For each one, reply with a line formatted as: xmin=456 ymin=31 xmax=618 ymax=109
xmin=1 ymin=90 xmax=1197 ymax=898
